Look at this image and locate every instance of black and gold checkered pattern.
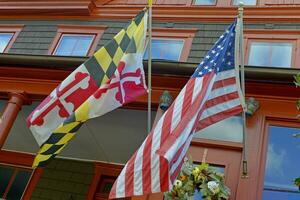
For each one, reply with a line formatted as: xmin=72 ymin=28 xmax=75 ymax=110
xmin=33 ymin=9 xmax=147 ymax=168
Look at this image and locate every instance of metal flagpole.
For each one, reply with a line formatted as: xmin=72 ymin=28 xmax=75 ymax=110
xmin=238 ymin=3 xmax=249 ymax=178
xmin=147 ymin=0 xmax=152 ymax=133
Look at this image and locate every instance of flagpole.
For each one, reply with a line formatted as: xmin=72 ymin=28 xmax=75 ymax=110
xmin=238 ymin=3 xmax=248 ymax=178
xmin=147 ymin=0 xmax=152 ymax=133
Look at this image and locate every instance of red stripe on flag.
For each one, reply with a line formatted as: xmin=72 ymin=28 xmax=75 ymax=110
xmin=181 ymin=79 xmax=195 ymax=116
xmin=125 ymin=152 xmax=137 ymax=197
xmin=196 ymin=105 xmax=243 ymax=131
xmin=159 ymin=104 xmax=174 ymax=192
xmin=205 ymin=92 xmax=239 ymax=109
xmin=212 ymin=77 xmax=236 ymax=90
xmin=142 ymin=133 xmax=153 ymax=193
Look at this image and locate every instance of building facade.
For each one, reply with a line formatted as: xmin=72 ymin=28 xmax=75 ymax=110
xmin=0 ymin=0 xmax=299 ymax=199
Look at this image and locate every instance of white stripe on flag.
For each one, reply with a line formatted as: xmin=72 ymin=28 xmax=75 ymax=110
xmin=215 ymin=69 xmax=236 ymax=81
xmin=134 ymin=142 xmax=145 ymax=195
xmin=116 ymin=164 xmax=127 ymax=197
xmin=192 ymin=77 xmax=204 ymax=103
xmin=200 ymin=98 xmax=241 ymax=120
xmin=151 ymin=116 xmax=164 ymax=193
xmin=208 ymin=84 xmax=238 ymax=100
xmin=171 ymin=87 xmax=185 ymax=132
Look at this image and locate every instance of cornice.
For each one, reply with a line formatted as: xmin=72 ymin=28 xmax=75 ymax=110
xmin=92 ymin=6 xmax=300 ymax=22
xmin=0 ymin=2 xmax=300 ymax=23
xmin=0 ymin=0 xmax=92 ymax=16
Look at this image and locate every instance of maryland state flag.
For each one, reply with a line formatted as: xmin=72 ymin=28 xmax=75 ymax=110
xmin=27 ymin=9 xmax=148 ymax=168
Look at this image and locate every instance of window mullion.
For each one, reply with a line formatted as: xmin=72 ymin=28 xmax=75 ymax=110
xmin=2 ymin=169 xmax=18 ymax=199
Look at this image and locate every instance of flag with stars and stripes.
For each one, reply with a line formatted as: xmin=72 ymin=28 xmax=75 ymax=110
xmin=27 ymin=9 xmax=148 ymax=168
xmin=109 ymin=20 xmax=245 ymax=199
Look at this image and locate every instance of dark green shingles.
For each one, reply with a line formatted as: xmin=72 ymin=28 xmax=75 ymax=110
xmin=31 ymin=159 xmax=94 ymax=200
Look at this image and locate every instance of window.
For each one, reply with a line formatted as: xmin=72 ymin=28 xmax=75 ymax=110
xmin=0 ymin=33 xmax=13 ymax=53
xmin=194 ymin=115 xmax=243 ymax=143
xmin=0 ymin=25 xmax=23 ymax=53
xmin=144 ymin=39 xmax=184 ymax=61
xmin=49 ymin=25 xmax=107 ymax=56
xmin=194 ymin=0 xmax=216 ymax=5
xmin=262 ymin=126 xmax=300 ymax=200
xmin=248 ymin=42 xmax=293 ymax=68
xmin=87 ymin=163 xmax=130 ymax=200
xmin=144 ymin=28 xmax=198 ymax=62
xmin=245 ymin=30 xmax=300 ymax=68
xmin=0 ymin=150 xmax=43 ymax=199
xmin=54 ymin=35 xmax=94 ymax=56
xmin=0 ymin=165 xmax=32 ymax=199
xmin=233 ymin=0 xmax=256 ymax=5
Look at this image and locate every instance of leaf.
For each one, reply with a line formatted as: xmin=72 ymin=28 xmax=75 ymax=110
xmin=294 ymin=74 xmax=300 ymax=87
xmin=294 ymin=177 xmax=300 ymax=186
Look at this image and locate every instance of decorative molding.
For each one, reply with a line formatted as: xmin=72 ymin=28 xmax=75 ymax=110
xmin=92 ymin=6 xmax=300 ymax=22
xmin=0 ymin=0 xmax=92 ymax=16
xmin=0 ymin=2 xmax=299 ymax=22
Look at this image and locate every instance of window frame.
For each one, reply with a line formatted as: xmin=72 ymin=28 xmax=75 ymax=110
xmin=147 ymin=28 xmax=198 ymax=62
xmin=48 ymin=25 xmax=107 ymax=56
xmin=87 ymin=162 xmax=130 ymax=200
xmin=0 ymin=150 xmax=43 ymax=199
xmin=0 ymin=24 xmax=23 ymax=53
xmin=244 ymin=29 xmax=300 ymax=68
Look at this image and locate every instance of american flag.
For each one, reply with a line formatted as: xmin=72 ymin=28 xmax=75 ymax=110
xmin=109 ymin=21 xmax=244 ymax=199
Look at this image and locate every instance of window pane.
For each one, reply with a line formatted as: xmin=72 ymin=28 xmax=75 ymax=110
xmin=0 ymin=33 xmax=13 ymax=53
xmin=0 ymin=166 xmax=14 ymax=196
xmin=263 ymin=126 xmax=300 ymax=200
xmin=233 ymin=0 xmax=256 ymax=5
xmin=248 ymin=42 xmax=292 ymax=68
xmin=194 ymin=116 xmax=243 ymax=143
xmin=55 ymin=35 xmax=94 ymax=56
xmin=270 ymin=43 xmax=292 ymax=68
xmin=144 ymin=39 xmax=184 ymax=61
xmin=6 ymin=170 xmax=32 ymax=200
xmin=194 ymin=0 xmax=216 ymax=5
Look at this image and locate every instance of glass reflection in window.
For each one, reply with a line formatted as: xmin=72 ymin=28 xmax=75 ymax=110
xmin=263 ymin=126 xmax=300 ymax=200
xmin=144 ymin=39 xmax=184 ymax=61
xmin=0 ymin=33 xmax=13 ymax=53
xmin=194 ymin=116 xmax=243 ymax=143
xmin=54 ymin=34 xmax=94 ymax=56
xmin=248 ymin=42 xmax=292 ymax=68
xmin=233 ymin=0 xmax=256 ymax=5
xmin=194 ymin=0 xmax=216 ymax=5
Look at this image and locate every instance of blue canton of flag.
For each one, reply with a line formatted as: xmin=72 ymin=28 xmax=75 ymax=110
xmin=193 ymin=21 xmax=236 ymax=78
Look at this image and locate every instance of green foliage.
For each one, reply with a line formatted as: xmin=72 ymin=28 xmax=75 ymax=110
xmin=164 ymin=158 xmax=230 ymax=200
xmin=295 ymin=73 xmax=300 ymax=88
xmin=295 ymin=177 xmax=300 ymax=188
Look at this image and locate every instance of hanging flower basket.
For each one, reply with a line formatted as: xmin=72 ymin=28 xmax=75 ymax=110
xmin=164 ymin=158 xmax=230 ymax=200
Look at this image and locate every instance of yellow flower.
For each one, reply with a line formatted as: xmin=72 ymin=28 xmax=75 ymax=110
xmin=192 ymin=166 xmax=200 ymax=177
